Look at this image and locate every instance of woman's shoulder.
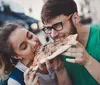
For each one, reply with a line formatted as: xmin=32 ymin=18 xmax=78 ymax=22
xmin=9 ymin=67 xmax=25 ymax=85
xmin=8 ymin=61 xmax=27 ymax=85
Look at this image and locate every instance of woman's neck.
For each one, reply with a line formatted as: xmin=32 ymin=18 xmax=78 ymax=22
xmin=20 ymin=59 xmax=33 ymax=67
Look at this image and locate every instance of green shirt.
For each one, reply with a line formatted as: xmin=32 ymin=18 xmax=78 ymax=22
xmin=61 ymin=24 xmax=100 ymax=85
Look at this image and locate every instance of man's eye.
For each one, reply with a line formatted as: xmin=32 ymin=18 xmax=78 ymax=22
xmin=47 ymin=27 xmax=52 ymax=31
xmin=53 ymin=22 xmax=62 ymax=29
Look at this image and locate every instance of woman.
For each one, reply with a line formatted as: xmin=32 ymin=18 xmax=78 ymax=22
xmin=0 ymin=23 xmax=57 ymax=85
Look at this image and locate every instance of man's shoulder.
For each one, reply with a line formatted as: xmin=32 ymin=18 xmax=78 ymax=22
xmin=90 ymin=24 xmax=100 ymax=30
xmin=89 ymin=24 xmax=100 ymax=37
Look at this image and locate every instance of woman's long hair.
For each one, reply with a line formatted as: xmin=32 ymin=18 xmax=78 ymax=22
xmin=0 ymin=23 xmax=23 ymax=80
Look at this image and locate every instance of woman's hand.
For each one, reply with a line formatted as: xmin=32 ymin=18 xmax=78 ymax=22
xmin=24 ymin=67 xmax=39 ymax=85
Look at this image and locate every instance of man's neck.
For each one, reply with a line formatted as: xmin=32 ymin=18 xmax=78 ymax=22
xmin=76 ymin=24 xmax=90 ymax=47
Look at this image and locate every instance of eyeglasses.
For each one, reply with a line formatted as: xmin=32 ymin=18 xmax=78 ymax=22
xmin=42 ymin=22 xmax=63 ymax=34
xmin=42 ymin=15 xmax=72 ymax=34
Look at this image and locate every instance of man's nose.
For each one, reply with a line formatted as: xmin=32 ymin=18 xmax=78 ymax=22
xmin=50 ymin=29 xmax=58 ymax=38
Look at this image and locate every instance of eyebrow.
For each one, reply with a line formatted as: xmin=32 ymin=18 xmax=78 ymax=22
xmin=53 ymin=22 xmax=62 ymax=26
xmin=19 ymin=31 xmax=29 ymax=48
xmin=44 ymin=21 xmax=62 ymax=27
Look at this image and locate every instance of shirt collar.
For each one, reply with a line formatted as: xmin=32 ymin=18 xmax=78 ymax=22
xmin=15 ymin=61 xmax=28 ymax=72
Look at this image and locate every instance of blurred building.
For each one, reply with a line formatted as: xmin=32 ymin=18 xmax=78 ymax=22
xmin=0 ymin=0 xmax=40 ymax=33
xmin=75 ymin=0 xmax=100 ymax=24
xmin=0 ymin=0 xmax=100 ymax=44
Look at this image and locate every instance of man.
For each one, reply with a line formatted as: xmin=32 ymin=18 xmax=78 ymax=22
xmin=41 ymin=0 xmax=100 ymax=85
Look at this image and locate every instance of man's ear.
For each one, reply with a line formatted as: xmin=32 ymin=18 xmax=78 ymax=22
xmin=12 ymin=56 xmax=23 ymax=59
xmin=72 ymin=12 xmax=80 ymax=24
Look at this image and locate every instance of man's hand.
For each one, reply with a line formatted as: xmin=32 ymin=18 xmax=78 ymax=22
xmin=63 ymin=42 xmax=91 ymax=65
xmin=24 ymin=67 xmax=39 ymax=85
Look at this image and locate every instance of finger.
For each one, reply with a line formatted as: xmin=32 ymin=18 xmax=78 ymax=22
xmin=38 ymin=62 xmax=45 ymax=71
xmin=54 ymin=57 xmax=61 ymax=66
xmin=66 ymin=58 xmax=76 ymax=63
xmin=29 ymin=71 xmax=36 ymax=82
xmin=75 ymin=58 xmax=84 ymax=64
xmin=62 ymin=52 xmax=83 ymax=58
xmin=32 ymin=76 xmax=39 ymax=85
xmin=53 ymin=57 xmax=63 ymax=69
xmin=66 ymin=58 xmax=84 ymax=64
xmin=24 ymin=66 xmax=33 ymax=80
xmin=67 ymin=48 xmax=83 ymax=53
xmin=45 ymin=59 xmax=52 ymax=70
xmin=53 ymin=58 xmax=58 ymax=68
xmin=75 ymin=42 xmax=84 ymax=48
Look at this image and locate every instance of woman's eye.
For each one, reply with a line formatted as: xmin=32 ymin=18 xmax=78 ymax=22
xmin=28 ymin=34 xmax=33 ymax=39
xmin=21 ymin=43 xmax=27 ymax=50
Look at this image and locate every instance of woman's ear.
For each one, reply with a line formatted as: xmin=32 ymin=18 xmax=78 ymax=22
xmin=12 ymin=56 xmax=23 ymax=59
xmin=72 ymin=12 xmax=80 ymax=24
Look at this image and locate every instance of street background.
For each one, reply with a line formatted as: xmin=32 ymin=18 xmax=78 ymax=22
xmin=0 ymin=0 xmax=100 ymax=44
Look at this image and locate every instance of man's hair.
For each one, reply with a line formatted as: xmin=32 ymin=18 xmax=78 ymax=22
xmin=41 ymin=0 xmax=78 ymax=23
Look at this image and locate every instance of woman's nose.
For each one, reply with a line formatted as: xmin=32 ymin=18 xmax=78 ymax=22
xmin=27 ymin=39 xmax=34 ymax=45
xmin=50 ymin=29 xmax=58 ymax=39
xmin=27 ymin=40 xmax=37 ymax=49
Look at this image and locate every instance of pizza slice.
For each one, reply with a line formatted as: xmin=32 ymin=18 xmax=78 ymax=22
xmin=32 ymin=34 xmax=78 ymax=71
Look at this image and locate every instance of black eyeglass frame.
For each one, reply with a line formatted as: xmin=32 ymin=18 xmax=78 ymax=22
xmin=42 ymin=14 xmax=73 ymax=34
xmin=42 ymin=22 xmax=63 ymax=34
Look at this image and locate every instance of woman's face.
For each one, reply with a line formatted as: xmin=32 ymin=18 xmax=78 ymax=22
xmin=8 ymin=28 xmax=41 ymax=60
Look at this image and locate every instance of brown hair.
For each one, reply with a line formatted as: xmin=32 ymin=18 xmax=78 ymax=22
xmin=41 ymin=0 xmax=78 ymax=23
xmin=0 ymin=23 xmax=23 ymax=80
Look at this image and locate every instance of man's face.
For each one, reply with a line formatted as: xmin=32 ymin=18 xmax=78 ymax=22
xmin=43 ymin=14 xmax=73 ymax=40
